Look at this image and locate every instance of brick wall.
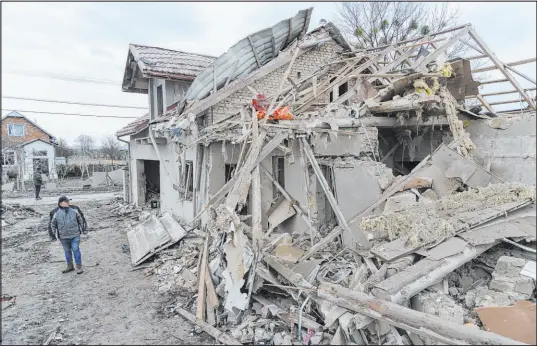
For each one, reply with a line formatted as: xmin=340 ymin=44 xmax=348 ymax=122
xmin=209 ymin=39 xmax=344 ymax=123
xmin=1 ymin=116 xmax=51 ymax=146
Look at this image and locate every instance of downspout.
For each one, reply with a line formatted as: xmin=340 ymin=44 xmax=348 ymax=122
xmin=117 ymin=136 xmax=131 ymax=203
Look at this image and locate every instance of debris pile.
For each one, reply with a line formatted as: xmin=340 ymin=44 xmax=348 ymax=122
xmin=1 ymin=203 xmax=41 ymax=226
xmin=126 ymin=14 xmax=536 ymax=345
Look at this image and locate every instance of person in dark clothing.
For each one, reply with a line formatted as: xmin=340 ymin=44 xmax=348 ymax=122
xmin=51 ymin=196 xmax=87 ymax=274
xmin=34 ymin=167 xmax=43 ymax=200
xmin=48 ymin=202 xmax=87 ymax=241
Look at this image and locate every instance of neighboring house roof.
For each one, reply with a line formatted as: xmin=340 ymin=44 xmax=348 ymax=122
xmin=22 ymin=138 xmax=55 ymax=147
xmin=183 ymin=8 xmax=314 ymax=102
xmin=122 ymin=44 xmax=216 ymax=92
xmin=1 ymin=111 xmax=56 ymax=140
xmin=116 ymin=114 xmax=150 ymax=137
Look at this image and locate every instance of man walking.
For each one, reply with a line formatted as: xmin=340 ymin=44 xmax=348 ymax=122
xmin=51 ymin=196 xmax=87 ymax=274
xmin=34 ymin=167 xmax=43 ymax=200
xmin=48 ymin=201 xmax=87 ymax=241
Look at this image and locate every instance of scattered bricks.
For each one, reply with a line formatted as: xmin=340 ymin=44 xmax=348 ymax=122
xmin=383 ymin=191 xmax=417 ymax=213
xmin=473 ymin=287 xmax=515 ymax=308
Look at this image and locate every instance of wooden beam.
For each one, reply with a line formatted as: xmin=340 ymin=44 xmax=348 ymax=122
xmin=317 ymin=282 xmax=524 ymax=345
xmin=300 ymin=226 xmax=344 ymax=261
xmin=467 ymin=88 xmax=537 ymax=97
xmin=286 ymin=18 xmax=293 ymax=46
xmin=196 ymin=236 xmax=209 ymax=320
xmin=468 ymin=27 xmax=536 ymax=109
xmin=381 ymin=142 xmax=402 ymax=163
xmin=505 ymin=64 xmax=536 ymax=84
xmin=413 ymin=26 xmax=470 ymax=72
xmin=176 ymin=307 xmax=242 ymax=345
xmin=248 ymin=35 xmax=261 ymax=68
xmin=466 ymin=54 xmax=488 ymax=60
xmin=488 ymin=98 xmax=529 ymax=106
xmin=477 ymin=94 xmax=496 ymax=114
xmin=472 ymin=57 xmax=537 ymax=73
xmin=480 ymin=78 xmax=508 ymax=85
xmin=300 ymin=138 xmax=371 ymax=249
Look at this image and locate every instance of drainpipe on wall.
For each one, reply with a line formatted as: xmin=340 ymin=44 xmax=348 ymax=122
xmin=117 ymin=136 xmax=131 ymax=204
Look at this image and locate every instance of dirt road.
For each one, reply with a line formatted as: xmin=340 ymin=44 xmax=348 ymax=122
xmin=1 ymin=195 xmax=210 ymax=345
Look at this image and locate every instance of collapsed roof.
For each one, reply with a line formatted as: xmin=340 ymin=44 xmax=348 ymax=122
xmin=183 ymin=8 xmax=314 ymax=102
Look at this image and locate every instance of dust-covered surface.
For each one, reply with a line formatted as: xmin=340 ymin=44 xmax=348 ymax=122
xmin=360 ymin=182 xmax=536 ymax=247
xmin=1 ymin=194 xmax=211 ymax=345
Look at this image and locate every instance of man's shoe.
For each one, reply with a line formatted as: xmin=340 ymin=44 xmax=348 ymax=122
xmin=62 ymin=263 xmax=75 ymax=273
xmin=36 ymin=197 xmax=42 ymax=200
xmin=76 ymin=264 xmax=84 ymax=274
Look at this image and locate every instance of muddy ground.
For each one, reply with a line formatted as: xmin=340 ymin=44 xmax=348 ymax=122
xmin=1 ymin=193 xmax=212 ymax=345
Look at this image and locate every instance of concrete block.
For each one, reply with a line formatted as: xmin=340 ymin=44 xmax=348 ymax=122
xmin=91 ymin=172 xmax=107 ymax=187
xmin=494 ymin=256 xmax=526 ymax=278
xmin=384 ymin=191 xmax=417 ymax=213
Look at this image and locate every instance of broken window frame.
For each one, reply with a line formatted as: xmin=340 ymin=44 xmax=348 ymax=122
xmin=1 ymin=151 xmax=16 ymax=165
xmin=181 ymin=160 xmax=194 ymax=201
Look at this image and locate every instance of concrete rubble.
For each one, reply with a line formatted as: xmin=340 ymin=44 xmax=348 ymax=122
xmin=124 ymin=11 xmax=536 ymax=346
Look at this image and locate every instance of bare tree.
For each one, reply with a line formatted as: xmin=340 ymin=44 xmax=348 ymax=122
xmin=55 ymin=138 xmax=72 ymax=159
xmin=74 ymin=134 xmax=95 ymax=179
xmin=336 ymin=2 xmax=468 ymax=59
xmin=100 ymin=135 xmax=122 ymax=162
xmin=74 ymin=134 xmax=95 ymax=155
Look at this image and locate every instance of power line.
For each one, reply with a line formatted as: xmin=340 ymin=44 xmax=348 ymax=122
xmin=1 ymin=109 xmax=138 ymax=119
xmin=2 ymin=69 xmax=120 ymax=85
xmin=3 ymin=95 xmax=147 ymax=110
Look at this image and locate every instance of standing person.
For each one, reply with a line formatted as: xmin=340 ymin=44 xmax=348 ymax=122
xmin=51 ymin=196 xmax=87 ymax=274
xmin=48 ymin=201 xmax=87 ymax=241
xmin=34 ymin=166 xmax=43 ymax=200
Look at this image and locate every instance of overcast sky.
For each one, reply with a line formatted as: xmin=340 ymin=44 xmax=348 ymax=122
xmin=2 ymin=2 xmax=535 ymax=145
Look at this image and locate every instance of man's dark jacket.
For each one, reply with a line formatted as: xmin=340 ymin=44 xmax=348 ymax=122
xmin=34 ymin=173 xmax=43 ymax=186
xmin=48 ymin=205 xmax=87 ymax=239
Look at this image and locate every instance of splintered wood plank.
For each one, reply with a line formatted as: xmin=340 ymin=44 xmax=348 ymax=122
xmin=196 ymin=237 xmax=209 ymax=320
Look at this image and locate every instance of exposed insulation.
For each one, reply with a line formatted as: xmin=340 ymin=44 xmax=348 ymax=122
xmin=439 ymin=87 xmax=476 ymax=158
xmin=360 ymin=202 xmax=456 ymax=248
xmin=436 ymin=182 xmax=536 ymax=217
xmin=361 ymin=182 xmax=536 ymax=248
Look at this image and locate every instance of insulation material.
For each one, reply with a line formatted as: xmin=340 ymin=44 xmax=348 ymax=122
xmin=361 ymin=182 xmax=536 ymax=248
xmin=439 ymin=87 xmax=476 ymax=158
xmin=436 ymin=182 xmax=536 ymax=217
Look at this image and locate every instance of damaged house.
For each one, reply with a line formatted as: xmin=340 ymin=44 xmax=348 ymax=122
xmin=118 ymin=8 xmax=536 ymax=345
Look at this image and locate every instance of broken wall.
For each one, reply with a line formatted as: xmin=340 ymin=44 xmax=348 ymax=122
xmin=129 ymin=129 xmax=196 ymax=220
xmin=209 ymin=40 xmax=344 ymax=124
xmin=464 ymin=113 xmax=536 ymax=185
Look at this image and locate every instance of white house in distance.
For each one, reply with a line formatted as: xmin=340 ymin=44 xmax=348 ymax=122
xmin=1 ymin=111 xmax=58 ymax=182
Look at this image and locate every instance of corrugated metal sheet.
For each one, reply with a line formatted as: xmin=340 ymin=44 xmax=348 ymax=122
xmin=130 ymin=44 xmax=216 ymax=80
xmin=184 ymin=8 xmax=313 ymax=101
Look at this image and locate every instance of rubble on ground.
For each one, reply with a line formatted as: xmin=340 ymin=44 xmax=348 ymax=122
xmin=124 ymin=17 xmax=536 ymax=346
xmin=1 ymin=203 xmax=42 ymax=226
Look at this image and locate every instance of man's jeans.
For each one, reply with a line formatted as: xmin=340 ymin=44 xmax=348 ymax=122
xmin=35 ymin=185 xmax=41 ymax=198
xmin=60 ymin=236 xmax=82 ymax=265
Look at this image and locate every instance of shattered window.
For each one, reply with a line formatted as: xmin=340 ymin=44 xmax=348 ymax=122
xmin=2 ymin=151 xmax=16 ymax=165
xmin=182 ymin=161 xmax=194 ymax=200
xmin=7 ymin=124 xmax=24 ymax=137
xmin=225 ymin=164 xmax=237 ymax=183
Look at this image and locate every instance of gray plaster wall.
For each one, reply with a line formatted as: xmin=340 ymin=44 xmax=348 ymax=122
xmin=465 ymin=113 xmax=536 ymax=185
xmin=128 ymin=130 xmax=196 ymax=221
